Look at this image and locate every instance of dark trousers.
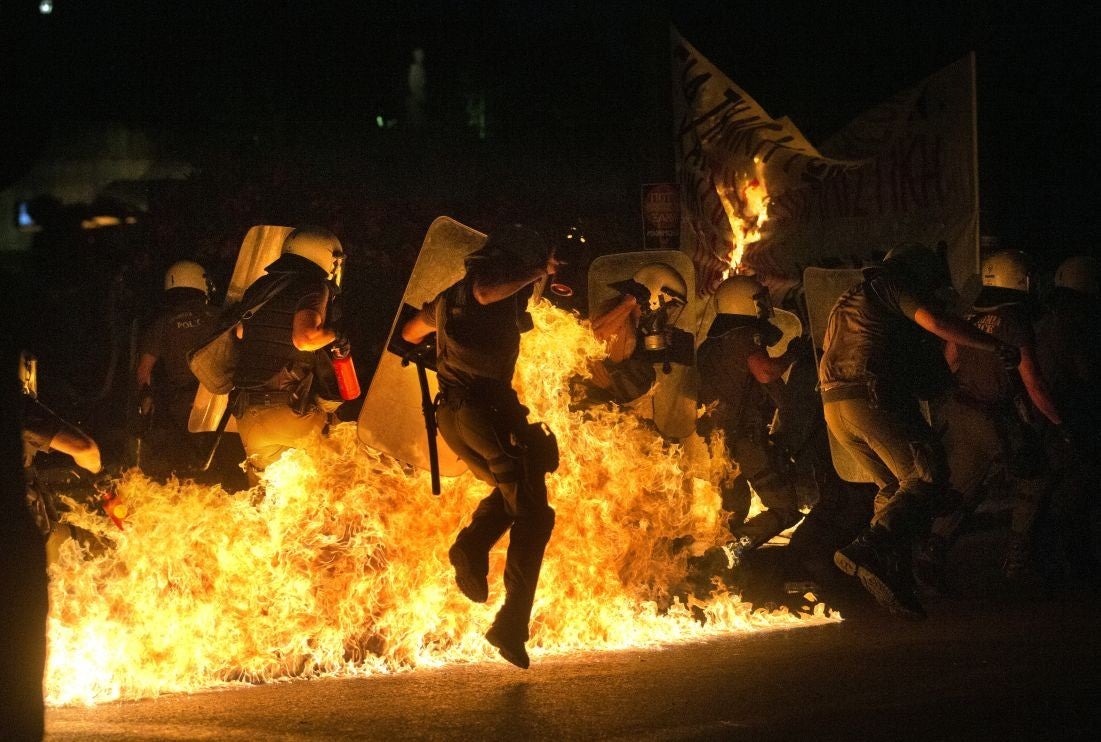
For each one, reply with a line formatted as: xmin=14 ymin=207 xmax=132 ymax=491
xmin=436 ymin=396 xmax=555 ymax=639
xmin=824 ymin=394 xmax=949 ymax=541
xmin=725 ymin=433 xmax=803 ymax=547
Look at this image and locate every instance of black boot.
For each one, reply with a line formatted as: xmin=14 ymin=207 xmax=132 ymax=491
xmin=485 ymin=618 xmax=530 ymax=670
xmin=448 ymin=542 xmax=489 ymax=603
xmin=450 ymin=489 xmax=513 ymax=603
xmin=835 ymin=528 xmax=926 ymax=620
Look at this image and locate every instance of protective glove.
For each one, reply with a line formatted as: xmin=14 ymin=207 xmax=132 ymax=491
xmin=996 ymin=342 xmax=1021 ymax=368
xmin=330 ymin=331 xmax=352 ymax=359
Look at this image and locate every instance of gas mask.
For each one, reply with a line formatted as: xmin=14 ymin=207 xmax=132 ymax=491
xmin=609 ymin=262 xmax=693 ymax=370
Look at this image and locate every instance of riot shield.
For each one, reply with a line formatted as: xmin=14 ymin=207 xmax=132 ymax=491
xmin=188 ymin=225 xmax=293 ymax=433
xmin=802 ymin=267 xmax=874 ymax=483
xmin=586 ymin=251 xmax=700 ymax=439
xmin=356 ymin=217 xmax=487 ymax=475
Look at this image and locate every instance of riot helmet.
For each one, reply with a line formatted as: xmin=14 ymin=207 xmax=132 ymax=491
xmin=707 ymin=274 xmax=780 ymax=343
xmin=1053 ymin=255 xmax=1099 ymax=296
xmin=713 ymin=274 xmax=772 ymax=319
xmin=469 ymin=223 xmax=550 ymax=275
xmin=981 ymin=250 xmax=1031 ymax=293
xmin=631 ymin=263 xmax=688 ymax=313
xmin=882 ymin=242 xmax=949 ymax=293
xmin=164 ymin=260 xmax=212 ymax=298
xmin=973 ymin=249 xmax=1033 ymax=310
xmin=282 ymin=227 xmax=345 ymax=286
xmin=610 ymin=262 xmax=687 ymax=352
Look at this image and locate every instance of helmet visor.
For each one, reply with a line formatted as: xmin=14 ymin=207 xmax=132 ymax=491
xmin=19 ymin=352 xmax=37 ymax=399
xmin=331 ymin=251 xmax=345 ymax=287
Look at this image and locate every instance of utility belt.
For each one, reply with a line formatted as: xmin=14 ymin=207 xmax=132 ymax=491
xmin=820 ymin=379 xmax=913 ymax=411
xmin=821 ymin=382 xmax=874 ymax=405
xmin=234 ymin=388 xmax=316 ymax=416
xmin=437 ymin=379 xmax=517 ymax=411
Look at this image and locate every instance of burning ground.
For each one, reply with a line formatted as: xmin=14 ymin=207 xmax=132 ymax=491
xmin=45 ymin=303 xmax=836 ymax=706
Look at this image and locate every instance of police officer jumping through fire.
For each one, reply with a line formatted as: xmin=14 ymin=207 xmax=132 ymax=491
xmin=401 ymin=224 xmax=559 ymax=669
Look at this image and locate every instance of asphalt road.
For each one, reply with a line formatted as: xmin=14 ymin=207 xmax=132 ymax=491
xmin=46 ymin=590 xmax=1101 ymax=742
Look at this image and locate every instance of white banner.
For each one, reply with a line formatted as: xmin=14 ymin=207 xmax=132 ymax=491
xmin=672 ymin=29 xmax=979 ymax=294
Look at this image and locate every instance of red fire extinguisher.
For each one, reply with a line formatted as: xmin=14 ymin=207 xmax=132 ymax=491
xmin=331 ymin=343 xmax=361 ymax=400
xmin=100 ymin=489 xmax=127 ymax=531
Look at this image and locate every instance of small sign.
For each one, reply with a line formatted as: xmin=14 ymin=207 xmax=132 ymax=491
xmin=641 ymin=183 xmax=680 ymax=251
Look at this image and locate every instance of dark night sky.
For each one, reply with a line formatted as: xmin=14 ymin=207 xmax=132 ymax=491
xmin=3 ymin=0 xmax=1099 ymax=258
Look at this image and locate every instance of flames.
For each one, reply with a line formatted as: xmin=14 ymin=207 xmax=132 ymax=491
xmin=45 ymin=302 xmax=835 ymax=707
xmin=717 ymin=158 xmax=770 ymax=276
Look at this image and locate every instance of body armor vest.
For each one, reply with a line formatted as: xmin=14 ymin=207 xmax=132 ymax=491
xmin=234 ymin=274 xmax=323 ymax=389
xmin=434 ymin=278 xmax=523 ymax=387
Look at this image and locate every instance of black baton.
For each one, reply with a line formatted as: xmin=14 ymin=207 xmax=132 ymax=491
xmin=200 ymin=390 xmax=237 ymax=473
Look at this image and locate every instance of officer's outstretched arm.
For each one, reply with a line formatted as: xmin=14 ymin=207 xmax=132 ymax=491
xmin=472 ymin=250 xmax=560 ymax=305
xmin=50 ymin=425 xmax=102 ymax=475
xmin=912 ymin=307 xmax=1000 ymax=353
xmin=401 ymin=309 xmax=435 ymax=344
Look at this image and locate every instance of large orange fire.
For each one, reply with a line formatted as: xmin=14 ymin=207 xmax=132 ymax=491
xmin=717 ymin=157 xmax=770 ymax=276
xmin=45 ymin=302 xmax=835 ymax=706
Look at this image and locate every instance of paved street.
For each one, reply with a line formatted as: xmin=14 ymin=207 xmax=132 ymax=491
xmin=47 ymin=590 xmax=1101 ymax=741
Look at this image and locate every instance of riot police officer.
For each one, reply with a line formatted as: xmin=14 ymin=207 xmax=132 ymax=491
xmin=232 ymin=227 xmax=347 ymax=485
xmin=697 ymin=275 xmax=803 ymax=559
xmin=917 ymin=250 xmax=1068 ymax=584
xmin=401 ymin=224 xmax=559 ymax=669
xmin=135 ymin=260 xmax=218 ymax=472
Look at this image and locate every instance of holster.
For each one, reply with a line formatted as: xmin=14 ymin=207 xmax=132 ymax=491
xmin=291 ymin=372 xmax=315 ymax=417
xmin=519 ymin=421 xmax=559 ymax=474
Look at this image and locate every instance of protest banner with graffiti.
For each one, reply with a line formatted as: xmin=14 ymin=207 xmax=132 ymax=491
xmin=672 ymin=29 xmax=979 ymax=294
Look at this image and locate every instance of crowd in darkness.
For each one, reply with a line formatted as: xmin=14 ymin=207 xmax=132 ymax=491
xmin=10 ymin=126 xmax=642 ymax=463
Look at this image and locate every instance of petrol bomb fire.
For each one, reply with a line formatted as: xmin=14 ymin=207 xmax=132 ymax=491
xmin=717 ymin=160 xmax=770 ymax=276
xmin=45 ymin=302 xmax=836 ymax=707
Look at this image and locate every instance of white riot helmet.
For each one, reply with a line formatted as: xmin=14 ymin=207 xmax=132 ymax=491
xmin=1053 ymin=255 xmax=1099 ymax=296
xmin=617 ymin=262 xmax=688 ymax=352
xmin=981 ymin=250 xmax=1031 ymax=293
xmin=282 ymin=227 xmax=345 ymax=286
xmin=19 ymin=350 xmax=37 ymax=399
xmin=164 ymin=260 xmax=212 ymax=296
xmin=632 ymin=262 xmax=688 ymax=312
xmin=713 ymin=274 xmax=772 ymax=319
